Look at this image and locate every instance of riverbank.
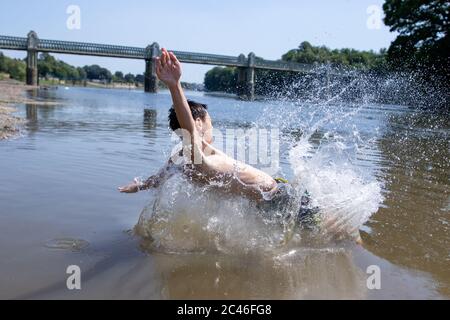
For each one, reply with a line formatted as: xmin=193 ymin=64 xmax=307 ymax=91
xmin=0 ymin=80 xmax=58 ymax=139
xmin=0 ymin=104 xmax=22 ymax=139
xmin=0 ymin=80 xmax=30 ymax=139
xmin=40 ymin=79 xmax=204 ymax=92
xmin=40 ymin=79 xmax=142 ymax=90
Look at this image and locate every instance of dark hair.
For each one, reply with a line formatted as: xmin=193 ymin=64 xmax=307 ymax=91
xmin=168 ymin=100 xmax=208 ymax=131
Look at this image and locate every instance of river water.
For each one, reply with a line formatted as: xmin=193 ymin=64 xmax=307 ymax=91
xmin=0 ymin=86 xmax=448 ymax=299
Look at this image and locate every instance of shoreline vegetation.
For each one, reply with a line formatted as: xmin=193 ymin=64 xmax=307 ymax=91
xmin=38 ymin=78 xmax=204 ymax=92
xmin=0 ymin=52 xmax=204 ymax=93
xmin=203 ymin=0 xmax=449 ymax=111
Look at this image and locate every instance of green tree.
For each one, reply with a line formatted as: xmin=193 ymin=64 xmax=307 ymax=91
xmin=124 ymin=73 xmax=135 ymax=83
xmin=0 ymin=52 xmax=7 ymax=73
xmin=7 ymin=59 xmax=26 ymax=81
xmin=83 ymin=65 xmax=112 ymax=82
xmin=37 ymin=53 xmax=82 ymax=81
xmin=135 ymin=74 xmax=145 ymax=84
xmin=204 ymin=67 xmax=238 ymax=92
xmin=0 ymin=51 xmax=26 ymax=80
xmin=114 ymin=71 xmax=124 ymax=81
xmin=383 ymin=0 xmax=449 ymax=79
xmin=282 ymin=41 xmax=386 ymax=71
xmin=83 ymin=64 xmax=101 ymax=80
xmin=76 ymin=67 xmax=87 ymax=81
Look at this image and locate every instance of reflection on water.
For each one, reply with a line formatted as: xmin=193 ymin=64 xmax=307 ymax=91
xmin=143 ymin=109 xmax=158 ymax=129
xmin=0 ymin=87 xmax=448 ymax=299
xmin=147 ymin=247 xmax=367 ymax=299
xmin=363 ymin=111 xmax=450 ymax=296
xmin=25 ymin=104 xmax=38 ymax=132
xmin=16 ymin=237 xmax=368 ymax=299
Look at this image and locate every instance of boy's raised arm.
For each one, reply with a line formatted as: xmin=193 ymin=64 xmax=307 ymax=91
xmin=156 ymin=49 xmax=196 ymax=135
xmin=156 ymin=49 xmax=204 ymax=165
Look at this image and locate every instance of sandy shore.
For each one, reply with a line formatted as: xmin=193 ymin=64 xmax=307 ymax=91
xmin=0 ymin=80 xmax=53 ymax=139
xmin=0 ymin=105 xmax=22 ymax=139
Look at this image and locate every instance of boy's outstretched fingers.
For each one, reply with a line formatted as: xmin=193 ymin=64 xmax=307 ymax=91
xmin=159 ymin=49 xmax=165 ymax=66
xmin=169 ymin=52 xmax=180 ymax=65
xmin=161 ymin=48 xmax=169 ymax=65
xmin=155 ymin=57 xmax=162 ymax=76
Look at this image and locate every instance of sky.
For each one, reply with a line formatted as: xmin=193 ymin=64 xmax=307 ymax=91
xmin=0 ymin=0 xmax=395 ymax=83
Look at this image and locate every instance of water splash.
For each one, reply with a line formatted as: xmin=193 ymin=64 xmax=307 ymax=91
xmin=135 ymin=175 xmax=293 ymax=254
xmin=288 ymin=137 xmax=383 ymax=240
xmin=135 ymin=72 xmax=389 ymax=254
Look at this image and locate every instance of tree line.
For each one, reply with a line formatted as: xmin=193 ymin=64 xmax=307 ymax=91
xmin=205 ymin=43 xmax=387 ymax=92
xmin=0 ymin=52 xmax=145 ymax=85
xmin=205 ymin=0 xmax=449 ymax=109
xmin=0 ymin=52 xmax=26 ymax=80
xmin=0 ymin=52 xmax=204 ymax=90
xmin=204 ymin=44 xmax=388 ymax=95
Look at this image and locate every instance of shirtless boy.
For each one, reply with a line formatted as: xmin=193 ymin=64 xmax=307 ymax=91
xmin=119 ymin=48 xmax=278 ymax=200
xmin=118 ymin=49 xmax=323 ymax=230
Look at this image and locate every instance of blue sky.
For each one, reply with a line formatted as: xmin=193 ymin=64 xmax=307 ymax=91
xmin=0 ymin=0 xmax=395 ymax=83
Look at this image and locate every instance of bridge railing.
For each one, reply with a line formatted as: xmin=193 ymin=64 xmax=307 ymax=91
xmin=255 ymin=59 xmax=314 ymax=72
xmin=172 ymin=51 xmax=245 ymax=67
xmin=39 ymin=39 xmax=146 ymax=59
xmin=0 ymin=34 xmax=317 ymax=73
xmin=0 ymin=32 xmax=350 ymax=99
xmin=0 ymin=36 xmax=27 ymax=50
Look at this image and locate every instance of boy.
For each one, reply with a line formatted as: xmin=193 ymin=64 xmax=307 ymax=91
xmin=119 ymin=49 xmax=322 ymax=231
xmin=119 ymin=48 xmax=278 ymax=201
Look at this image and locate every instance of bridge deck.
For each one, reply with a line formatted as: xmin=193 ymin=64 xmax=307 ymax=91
xmin=0 ymin=35 xmax=311 ymax=72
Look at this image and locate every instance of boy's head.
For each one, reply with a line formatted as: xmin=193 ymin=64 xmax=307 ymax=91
xmin=168 ymin=100 xmax=213 ymax=144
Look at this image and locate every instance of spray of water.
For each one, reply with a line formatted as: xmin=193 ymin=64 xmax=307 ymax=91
xmin=134 ymin=70 xmax=398 ymax=254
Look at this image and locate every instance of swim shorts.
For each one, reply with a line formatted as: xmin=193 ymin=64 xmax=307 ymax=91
xmin=257 ymin=178 xmax=321 ymax=228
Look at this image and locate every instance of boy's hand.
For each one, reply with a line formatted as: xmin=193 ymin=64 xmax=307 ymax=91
xmin=155 ymin=48 xmax=182 ymax=88
xmin=118 ymin=178 xmax=141 ymax=193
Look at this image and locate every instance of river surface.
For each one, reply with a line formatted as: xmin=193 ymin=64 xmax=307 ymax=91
xmin=0 ymin=86 xmax=448 ymax=299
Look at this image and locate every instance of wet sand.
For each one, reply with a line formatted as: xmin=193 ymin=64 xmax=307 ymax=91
xmin=0 ymin=80 xmax=62 ymax=139
xmin=0 ymin=81 xmax=27 ymax=139
xmin=0 ymin=105 xmax=22 ymax=139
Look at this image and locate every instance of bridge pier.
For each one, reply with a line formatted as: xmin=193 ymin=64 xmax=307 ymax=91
xmin=26 ymin=31 xmax=39 ymax=86
xmin=237 ymin=52 xmax=255 ymax=101
xmin=144 ymin=42 xmax=160 ymax=93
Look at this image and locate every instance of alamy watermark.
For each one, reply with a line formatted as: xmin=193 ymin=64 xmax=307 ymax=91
xmin=169 ymin=128 xmax=280 ymax=176
xmin=65 ymin=263 xmax=380 ymax=291
xmin=66 ymin=265 xmax=81 ymax=290
xmin=366 ymin=5 xmax=382 ymax=30
xmin=366 ymin=265 xmax=381 ymax=290
xmin=66 ymin=5 xmax=81 ymax=30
